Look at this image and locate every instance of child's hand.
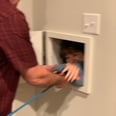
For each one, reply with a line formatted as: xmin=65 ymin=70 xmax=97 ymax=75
xmin=61 ymin=63 xmax=80 ymax=82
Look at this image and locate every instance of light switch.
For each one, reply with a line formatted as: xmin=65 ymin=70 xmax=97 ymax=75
xmin=83 ymin=13 xmax=101 ymax=35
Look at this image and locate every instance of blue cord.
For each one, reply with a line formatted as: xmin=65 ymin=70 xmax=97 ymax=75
xmin=7 ymin=86 xmax=52 ymax=116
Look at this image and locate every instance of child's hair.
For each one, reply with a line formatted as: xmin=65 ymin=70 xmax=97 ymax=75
xmin=59 ymin=40 xmax=84 ymax=62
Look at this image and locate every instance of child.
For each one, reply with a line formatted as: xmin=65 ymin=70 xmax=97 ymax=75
xmin=60 ymin=40 xmax=84 ymax=64
xmin=51 ymin=40 xmax=84 ymax=86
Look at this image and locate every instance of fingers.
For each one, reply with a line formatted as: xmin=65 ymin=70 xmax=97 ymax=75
xmin=61 ymin=63 xmax=80 ymax=82
xmin=52 ymin=71 xmax=59 ymax=74
xmin=42 ymin=64 xmax=56 ymax=70
xmin=66 ymin=66 xmax=79 ymax=82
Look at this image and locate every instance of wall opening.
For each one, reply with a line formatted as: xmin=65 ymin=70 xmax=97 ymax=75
xmin=45 ymin=31 xmax=93 ymax=94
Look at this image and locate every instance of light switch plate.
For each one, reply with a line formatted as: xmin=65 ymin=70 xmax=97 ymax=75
xmin=83 ymin=13 xmax=101 ymax=35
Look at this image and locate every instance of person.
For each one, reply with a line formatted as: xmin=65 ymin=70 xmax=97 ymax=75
xmin=51 ymin=40 xmax=84 ymax=84
xmin=0 ymin=0 xmax=79 ymax=115
xmin=60 ymin=40 xmax=84 ymax=64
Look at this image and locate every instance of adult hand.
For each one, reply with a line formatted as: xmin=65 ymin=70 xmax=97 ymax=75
xmin=42 ymin=65 xmax=56 ymax=71
xmin=42 ymin=65 xmax=68 ymax=88
xmin=54 ymin=76 xmax=69 ymax=88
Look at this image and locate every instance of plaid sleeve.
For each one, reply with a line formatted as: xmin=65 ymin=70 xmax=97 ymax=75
xmin=0 ymin=12 xmax=38 ymax=72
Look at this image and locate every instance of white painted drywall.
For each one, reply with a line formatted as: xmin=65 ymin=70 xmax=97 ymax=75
xmin=14 ymin=0 xmax=116 ymax=116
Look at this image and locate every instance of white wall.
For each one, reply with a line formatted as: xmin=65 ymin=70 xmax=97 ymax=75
xmin=15 ymin=0 xmax=116 ymax=116
xmin=32 ymin=0 xmax=46 ymax=30
xmin=18 ymin=0 xmax=33 ymax=30
xmin=43 ymin=0 xmax=116 ymax=116
xmin=18 ymin=0 xmax=45 ymax=30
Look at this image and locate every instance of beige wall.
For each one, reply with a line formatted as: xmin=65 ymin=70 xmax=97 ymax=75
xmin=40 ymin=0 xmax=116 ymax=116
xmin=17 ymin=0 xmax=116 ymax=116
xmin=32 ymin=0 xmax=46 ymax=30
xmin=18 ymin=0 xmax=45 ymax=30
xmin=18 ymin=0 xmax=33 ymax=29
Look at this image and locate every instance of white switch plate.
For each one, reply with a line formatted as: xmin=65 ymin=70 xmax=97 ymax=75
xmin=83 ymin=13 xmax=101 ymax=35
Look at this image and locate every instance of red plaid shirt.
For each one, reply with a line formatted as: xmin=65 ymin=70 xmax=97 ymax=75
xmin=0 ymin=0 xmax=38 ymax=115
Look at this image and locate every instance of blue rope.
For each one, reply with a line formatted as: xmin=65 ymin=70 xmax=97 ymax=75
xmin=7 ymin=86 xmax=52 ymax=116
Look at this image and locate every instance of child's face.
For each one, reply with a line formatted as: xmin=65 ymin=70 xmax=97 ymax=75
xmin=65 ymin=51 xmax=84 ymax=63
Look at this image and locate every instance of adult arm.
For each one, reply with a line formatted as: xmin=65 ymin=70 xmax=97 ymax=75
xmin=22 ymin=65 xmax=68 ymax=87
xmin=0 ymin=12 xmax=68 ymax=88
